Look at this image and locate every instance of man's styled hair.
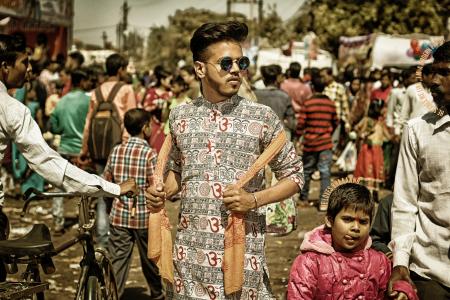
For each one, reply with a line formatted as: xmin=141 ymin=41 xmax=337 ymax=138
xmin=0 ymin=34 xmax=26 ymax=66
xmin=433 ymin=41 xmax=450 ymax=64
xmin=190 ymin=21 xmax=248 ymax=62
xmin=326 ymin=183 xmax=374 ymax=222
xmin=105 ymin=53 xmax=128 ymax=77
xmin=288 ymin=62 xmax=301 ymax=78
xmin=124 ymin=108 xmax=152 ymax=136
xmin=260 ymin=64 xmax=281 ymax=86
xmin=69 ymin=51 xmax=85 ymax=67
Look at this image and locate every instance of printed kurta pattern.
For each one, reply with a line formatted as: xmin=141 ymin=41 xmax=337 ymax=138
xmin=166 ymin=95 xmax=303 ymax=299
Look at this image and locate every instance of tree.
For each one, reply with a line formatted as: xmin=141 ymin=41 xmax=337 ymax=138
xmin=290 ymin=0 xmax=450 ymax=57
xmin=146 ymin=8 xmax=246 ymax=70
xmin=126 ymin=30 xmax=144 ymax=62
xmin=259 ymin=5 xmax=295 ymax=48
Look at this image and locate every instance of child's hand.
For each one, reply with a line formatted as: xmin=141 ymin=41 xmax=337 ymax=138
xmin=145 ymin=183 xmax=167 ymax=212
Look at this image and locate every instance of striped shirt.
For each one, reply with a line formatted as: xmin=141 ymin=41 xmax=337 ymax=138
xmin=324 ymin=81 xmax=349 ymax=124
xmin=103 ymin=137 xmax=157 ymax=229
xmin=297 ymin=95 xmax=338 ymax=152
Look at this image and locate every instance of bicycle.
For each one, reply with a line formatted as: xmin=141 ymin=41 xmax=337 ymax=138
xmin=0 ymin=188 xmax=118 ymax=300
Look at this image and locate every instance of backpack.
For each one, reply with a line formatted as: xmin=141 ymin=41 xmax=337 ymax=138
xmin=87 ymin=82 xmax=125 ymax=162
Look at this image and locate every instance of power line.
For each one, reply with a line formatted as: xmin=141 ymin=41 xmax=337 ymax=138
xmin=74 ymin=25 xmax=117 ymax=32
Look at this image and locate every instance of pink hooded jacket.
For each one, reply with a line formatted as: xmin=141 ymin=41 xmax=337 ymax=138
xmin=287 ymin=225 xmax=391 ymax=299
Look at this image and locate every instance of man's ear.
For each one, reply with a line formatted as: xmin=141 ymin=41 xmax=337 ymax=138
xmin=0 ymin=61 xmax=9 ymax=82
xmin=1 ymin=61 xmax=9 ymax=73
xmin=194 ymin=61 xmax=206 ymax=79
xmin=324 ymin=215 xmax=333 ymax=228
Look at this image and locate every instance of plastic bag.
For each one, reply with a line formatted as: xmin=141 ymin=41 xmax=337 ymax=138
xmin=336 ymin=141 xmax=357 ymax=172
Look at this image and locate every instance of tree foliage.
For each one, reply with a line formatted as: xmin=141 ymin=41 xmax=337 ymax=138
xmin=146 ymin=8 xmax=246 ymax=70
xmin=145 ymin=1 xmax=449 ymax=69
xmin=291 ymin=0 xmax=449 ymax=56
xmin=258 ymin=5 xmax=293 ymax=48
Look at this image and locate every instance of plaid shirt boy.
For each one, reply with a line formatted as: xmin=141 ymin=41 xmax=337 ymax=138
xmin=103 ymin=137 xmax=157 ymax=229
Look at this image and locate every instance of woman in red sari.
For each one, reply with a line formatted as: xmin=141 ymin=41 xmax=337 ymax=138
xmin=142 ymin=66 xmax=172 ymax=152
xmin=354 ymin=100 xmax=391 ymax=202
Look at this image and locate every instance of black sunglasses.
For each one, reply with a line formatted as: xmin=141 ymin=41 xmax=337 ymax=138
xmin=214 ymin=56 xmax=250 ymax=72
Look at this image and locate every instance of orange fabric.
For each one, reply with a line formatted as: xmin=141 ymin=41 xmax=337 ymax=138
xmin=148 ymin=131 xmax=287 ymax=292
xmin=223 ymin=130 xmax=287 ymax=295
xmin=147 ymin=135 xmax=174 ymax=284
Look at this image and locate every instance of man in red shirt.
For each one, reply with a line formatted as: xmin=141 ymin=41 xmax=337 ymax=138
xmin=280 ymin=62 xmax=313 ymax=120
xmin=297 ymin=76 xmax=338 ymax=210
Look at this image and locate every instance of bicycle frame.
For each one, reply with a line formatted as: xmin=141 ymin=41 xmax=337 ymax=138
xmin=3 ymin=189 xmax=118 ymax=299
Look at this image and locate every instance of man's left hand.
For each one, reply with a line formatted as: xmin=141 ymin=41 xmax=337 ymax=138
xmin=223 ymin=184 xmax=255 ymax=213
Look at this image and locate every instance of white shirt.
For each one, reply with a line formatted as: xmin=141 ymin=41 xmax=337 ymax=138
xmin=399 ymin=83 xmax=434 ymax=130
xmin=0 ymin=82 xmax=120 ymax=205
xmin=390 ymin=112 xmax=450 ymax=287
xmin=385 ymin=87 xmax=406 ymax=135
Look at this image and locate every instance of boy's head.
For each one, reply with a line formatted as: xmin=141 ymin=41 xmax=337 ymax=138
xmin=0 ymin=34 xmax=30 ymax=89
xmin=105 ymin=53 xmax=128 ymax=79
xmin=124 ymin=108 xmax=152 ymax=137
xmin=287 ymin=62 xmax=301 ymax=79
xmin=70 ymin=69 xmax=88 ymax=89
xmin=324 ymin=183 xmax=374 ymax=253
xmin=260 ymin=64 xmax=282 ymax=87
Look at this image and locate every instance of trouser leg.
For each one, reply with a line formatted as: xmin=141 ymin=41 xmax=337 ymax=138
xmin=108 ymin=225 xmax=134 ymax=298
xmin=133 ymin=228 xmax=163 ymax=298
xmin=317 ymin=149 xmax=333 ymax=201
xmin=411 ymin=271 xmax=450 ymax=299
xmin=300 ymin=152 xmax=318 ymax=200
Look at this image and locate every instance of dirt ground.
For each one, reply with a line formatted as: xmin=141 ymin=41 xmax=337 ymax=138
xmin=1 ymin=178 xmax=390 ymax=300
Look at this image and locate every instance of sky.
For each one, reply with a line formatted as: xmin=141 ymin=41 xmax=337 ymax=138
xmin=74 ymin=0 xmax=306 ymax=47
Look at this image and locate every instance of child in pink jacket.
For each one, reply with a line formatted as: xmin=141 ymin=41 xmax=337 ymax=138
xmin=287 ymin=182 xmax=417 ymax=300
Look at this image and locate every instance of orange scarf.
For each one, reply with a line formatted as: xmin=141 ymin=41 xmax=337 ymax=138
xmin=148 ymin=130 xmax=287 ymax=293
xmin=147 ymin=134 xmax=174 ymax=284
xmin=223 ymin=130 xmax=287 ymax=295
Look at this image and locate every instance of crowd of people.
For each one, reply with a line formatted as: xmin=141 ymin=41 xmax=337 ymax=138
xmin=0 ymin=19 xmax=448 ymax=300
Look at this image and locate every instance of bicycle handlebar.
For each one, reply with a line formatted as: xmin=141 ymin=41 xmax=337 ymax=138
xmin=21 ymin=188 xmax=82 ymax=217
xmin=21 ymin=187 xmax=135 ymax=217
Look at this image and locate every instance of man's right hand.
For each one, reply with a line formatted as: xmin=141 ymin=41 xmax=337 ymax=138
xmin=388 ymin=266 xmax=417 ymax=299
xmin=145 ymin=183 xmax=166 ymax=212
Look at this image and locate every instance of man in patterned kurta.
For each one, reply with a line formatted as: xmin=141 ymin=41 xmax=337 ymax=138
xmin=147 ymin=21 xmax=304 ymax=299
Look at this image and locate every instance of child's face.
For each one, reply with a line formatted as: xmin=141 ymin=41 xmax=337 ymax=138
xmin=326 ymin=207 xmax=371 ymax=253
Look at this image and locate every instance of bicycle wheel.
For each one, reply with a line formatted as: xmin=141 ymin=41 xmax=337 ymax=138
xmin=96 ymin=250 xmax=118 ymax=300
xmin=86 ymin=276 xmax=101 ymax=300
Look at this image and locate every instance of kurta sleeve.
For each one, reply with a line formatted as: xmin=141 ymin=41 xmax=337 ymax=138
xmin=388 ymin=123 xmax=419 ymax=268
xmin=167 ymin=108 xmax=182 ymax=174
xmin=261 ymin=108 xmax=304 ymax=190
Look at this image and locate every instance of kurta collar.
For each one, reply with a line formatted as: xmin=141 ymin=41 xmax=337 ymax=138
xmin=195 ymin=94 xmax=241 ymax=113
